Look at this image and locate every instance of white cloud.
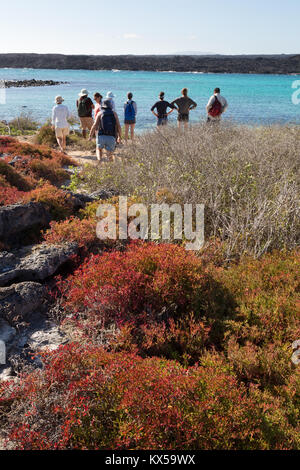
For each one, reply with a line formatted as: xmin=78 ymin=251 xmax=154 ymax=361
xmin=188 ymin=35 xmax=197 ymax=40
xmin=123 ymin=33 xmax=139 ymax=39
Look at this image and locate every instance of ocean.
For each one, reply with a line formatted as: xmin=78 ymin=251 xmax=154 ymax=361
xmin=0 ymin=68 xmax=299 ymax=130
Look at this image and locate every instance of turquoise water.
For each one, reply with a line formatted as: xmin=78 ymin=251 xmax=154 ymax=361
xmin=0 ymin=68 xmax=299 ymax=130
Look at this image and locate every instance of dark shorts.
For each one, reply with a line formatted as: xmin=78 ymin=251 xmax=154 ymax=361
xmin=124 ymin=119 xmax=136 ymax=125
xmin=178 ymin=113 xmax=189 ymax=122
xmin=157 ymin=116 xmax=168 ymax=126
xmin=207 ymin=116 xmax=221 ymax=124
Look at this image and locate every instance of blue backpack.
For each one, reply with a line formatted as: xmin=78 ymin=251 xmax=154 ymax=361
xmin=99 ymin=108 xmax=116 ymax=136
xmin=125 ymin=101 xmax=136 ymax=121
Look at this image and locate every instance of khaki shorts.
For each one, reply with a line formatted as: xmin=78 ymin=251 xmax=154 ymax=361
xmin=79 ymin=117 xmax=94 ymax=130
xmin=55 ymin=127 xmax=69 ymax=138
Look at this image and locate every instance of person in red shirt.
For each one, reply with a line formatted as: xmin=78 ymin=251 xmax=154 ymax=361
xmin=93 ymin=93 xmax=103 ymax=160
xmin=94 ymin=93 xmax=103 ymax=118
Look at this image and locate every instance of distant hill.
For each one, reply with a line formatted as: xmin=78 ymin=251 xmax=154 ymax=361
xmin=173 ymin=51 xmax=216 ymax=55
xmin=0 ymin=53 xmax=300 ymax=74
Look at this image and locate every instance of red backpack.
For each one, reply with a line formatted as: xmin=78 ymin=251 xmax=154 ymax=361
xmin=208 ymin=95 xmax=222 ymax=117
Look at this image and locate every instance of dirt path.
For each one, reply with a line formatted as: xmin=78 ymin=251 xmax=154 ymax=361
xmin=15 ymin=135 xmax=127 ymax=167
xmin=15 ymin=135 xmax=98 ymax=166
xmin=16 ymin=135 xmax=36 ymax=144
xmin=67 ymin=150 xmax=98 ymax=166
xmin=66 ymin=145 xmax=126 ymax=167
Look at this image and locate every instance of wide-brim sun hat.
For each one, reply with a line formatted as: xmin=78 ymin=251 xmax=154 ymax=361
xmin=79 ymin=89 xmax=89 ymax=97
xmin=55 ymin=96 xmax=64 ymax=103
xmin=106 ymin=91 xmax=115 ymax=99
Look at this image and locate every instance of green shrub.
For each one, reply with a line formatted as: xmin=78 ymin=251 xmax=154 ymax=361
xmin=9 ymin=113 xmax=39 ymax=132
xmin=35 ymin=124 xmax=57 ymax=147
xmin=67 ymin=133 xmax=96 ymax=152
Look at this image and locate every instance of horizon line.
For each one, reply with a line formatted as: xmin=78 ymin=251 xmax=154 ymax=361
xmin=0 ymin=52 xmax=299 ymax=57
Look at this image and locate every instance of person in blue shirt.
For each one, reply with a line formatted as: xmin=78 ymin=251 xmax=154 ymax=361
xmin=124 ymin=92 xmax=137 ymax=144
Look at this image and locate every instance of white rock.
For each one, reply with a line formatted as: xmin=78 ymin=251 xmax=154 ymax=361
xmin=292 ymin=351 xmax=300 ymax=366
xmin=0 ymin=319 xmax=16 ymax=344
xmin=0 ymin=367 xmax=13 ymax=381
xmin=28 ymin=325 xmax=67 ymax=352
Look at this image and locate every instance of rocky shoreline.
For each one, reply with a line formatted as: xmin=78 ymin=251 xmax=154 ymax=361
xmin=2 ymin=79 xmax=68 ymax=88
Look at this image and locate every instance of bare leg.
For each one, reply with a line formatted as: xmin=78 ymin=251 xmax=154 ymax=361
xmin=184 ymin=121 xmax=189 ymax=131
xmin=130 ymin=124 xmax=135 ymax=142
xmin=56 ymin=136 xmax=64 ymax=152
xmin=96 ymin=148 xmax=102 ymax=160
xmin=96 ymin=148 xmax=103 ymax=163
xmin=124 ymin=124 xmax=129 ymax=144
xmin=82 ymin=129 xmax=87 ymax=139
xmin=96 ymin=146 xmax=102 ymax=161
xmin=95 ymin=132 xmax=100 ymax=160
xmin=96 ymin=135 xmax=102 ymax=161
xmin=107 ymin=151 xmax=115 ymax=162
xmin=178 ymin=121 xmax=185 ymax=132
xmin=62 ymin=135 xmax=67 ymax=152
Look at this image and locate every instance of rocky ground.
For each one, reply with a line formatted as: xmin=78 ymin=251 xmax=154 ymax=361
xmin=0 ymin=131 xmax=129 ymax=382
xmin=0 ymin=196 xmax=118 ymax=383
xmin=0 ymin=153 xmax=113 ymax=381
xmin=0 ymin=199 xmax=79 ymax=381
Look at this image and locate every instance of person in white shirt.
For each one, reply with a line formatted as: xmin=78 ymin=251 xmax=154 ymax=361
xmin=206 ymin=88 xmax=228 ymax=123
xmin=52 ymin=96 xmax=70 ymax=153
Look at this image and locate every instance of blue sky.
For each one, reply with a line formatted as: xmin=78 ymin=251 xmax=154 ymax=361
xmin=1 ymin=0 xmax=299 ymax=55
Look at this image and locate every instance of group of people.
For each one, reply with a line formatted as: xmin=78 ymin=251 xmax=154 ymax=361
xmin=51 ymin=87 xmax=228 ymax=160
xmin=151 ymin=87 xmax=228 ymax=128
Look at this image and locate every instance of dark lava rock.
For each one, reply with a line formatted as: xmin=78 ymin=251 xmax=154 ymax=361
xmin=0 ymin=282 xmax=46 ymax=321
xmin=3 ymin=79 xmax=68 ymax=88
xmin=0 ymin=202 xmax=51 ymax=242
xmin=89 ymin=189 xmax=119 ymax=200
xmin=0 ymin=243 xmax=78 ymax=287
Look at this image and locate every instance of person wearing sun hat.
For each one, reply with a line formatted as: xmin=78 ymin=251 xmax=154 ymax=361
xmin=106 ymin=91 xmax=116 ymax=111
xmin=76 ymin=89 xmax=95 ymax=138
xmin=52 ymin=96 xmax=70 ymax=153
xmin=89 ymin=99 xmax=122 ymax=163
